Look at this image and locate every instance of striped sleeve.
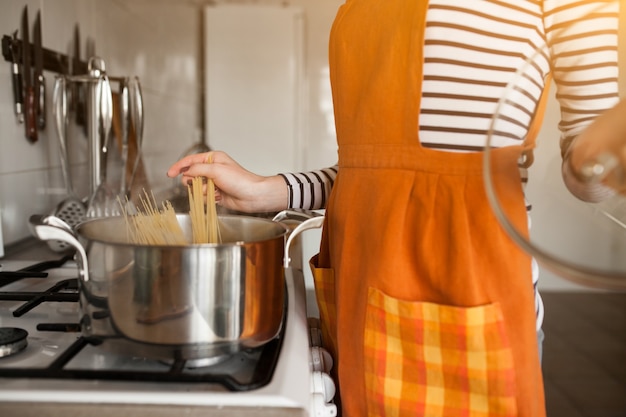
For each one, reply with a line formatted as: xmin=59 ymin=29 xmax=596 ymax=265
xmin=418 ymin=0 xmax=620 ymax=154
xmin=279 ymin=165 xmax=338 ymax=210
xmin=545 ymin=0 xmax=620 ymax=154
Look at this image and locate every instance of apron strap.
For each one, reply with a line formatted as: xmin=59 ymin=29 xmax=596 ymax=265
xmin=520 ymin=74 xmax=553 ymax=168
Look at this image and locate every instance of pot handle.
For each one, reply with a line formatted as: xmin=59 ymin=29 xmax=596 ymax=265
xmin=28 ymin=214 xmax=90 ymax=282
xmin=273 ymin=209 xmax=325 ymax=268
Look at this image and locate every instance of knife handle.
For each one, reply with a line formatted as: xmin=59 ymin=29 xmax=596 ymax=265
xmin=24 ymin=86 xmax=38 ymax=143
xmin=37 ymin=74 xmax=46 ymax=130
xmin=11 ymin=62 xmax=24 ymax=123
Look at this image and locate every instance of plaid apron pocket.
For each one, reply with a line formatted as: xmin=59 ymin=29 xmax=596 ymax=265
xmin=364 ymin=287 xmax=518 ymax=417
xmin=310 ymin=254 xmax=338 ymax=355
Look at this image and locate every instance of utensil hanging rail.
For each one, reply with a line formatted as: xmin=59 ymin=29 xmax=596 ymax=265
xmin=1 ymin=34 xmax=87 ymax=75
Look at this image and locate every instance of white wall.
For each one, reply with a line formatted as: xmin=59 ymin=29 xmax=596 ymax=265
xmin=205 ymin=4 xmax=305 ymax=176
xmin=207 ymin=0 xmax=341 ymax=173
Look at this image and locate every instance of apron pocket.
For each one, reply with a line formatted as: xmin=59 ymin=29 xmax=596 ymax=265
xmin=364 ymin=287 xmax=518 ymax=417
xmin=310 ymin=253 xmax=337 ymax=354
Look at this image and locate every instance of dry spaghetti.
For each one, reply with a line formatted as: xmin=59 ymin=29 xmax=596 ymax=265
xmin=120 ymin=190 xmax=187 ymax=245
xmin=188 ymin=154 xmax=222 ymax=244
xmin=121 ymin=157 xmax=221 ymax=246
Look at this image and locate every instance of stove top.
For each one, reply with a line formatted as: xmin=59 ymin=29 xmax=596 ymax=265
xmin=0 ymin=256 xmax=330 ymax=416
xmin=0 ymin=258 xmax=285 ymax=391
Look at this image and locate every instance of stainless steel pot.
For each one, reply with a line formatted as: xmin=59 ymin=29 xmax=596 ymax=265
xmin=28 ymin=211 xmax=323 ymax=360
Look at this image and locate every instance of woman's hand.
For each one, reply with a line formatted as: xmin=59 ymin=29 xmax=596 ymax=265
xmin=166 ymin=151 xmax=288 ymax=213
xmin=567 ymin=99 xmax=626 ymax=195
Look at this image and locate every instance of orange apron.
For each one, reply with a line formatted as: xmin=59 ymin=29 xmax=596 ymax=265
xmin=311 ymin=1 xmax=547 ymax=416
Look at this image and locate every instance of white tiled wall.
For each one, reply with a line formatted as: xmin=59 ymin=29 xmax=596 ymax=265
xmin=0 ymin=0 xmax=202 ymax=246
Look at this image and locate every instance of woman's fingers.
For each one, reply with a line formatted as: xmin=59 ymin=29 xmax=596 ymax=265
xmin=166 ymin=152 xmax=213 ymax=177
xmin=166 ymin=151 xmax=239 ymax=178
xmin=165 ymin=150 xmax=277 ymax=212
xmin=570 ymin=100 xmax=626 ymax=193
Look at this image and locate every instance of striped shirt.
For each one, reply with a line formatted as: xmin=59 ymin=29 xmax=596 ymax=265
xmin=279 ymin=0 xmax=620 ymax=329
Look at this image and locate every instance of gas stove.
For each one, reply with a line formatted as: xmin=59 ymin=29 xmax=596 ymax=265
xmin=0 ymin=254 xmax=336 ymax=416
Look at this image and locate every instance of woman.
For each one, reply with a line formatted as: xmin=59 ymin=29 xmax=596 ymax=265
xmin=168 ymin=1 xmax=620 ymax=415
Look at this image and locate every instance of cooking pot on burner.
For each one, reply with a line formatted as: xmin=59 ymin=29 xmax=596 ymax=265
xmin=28 ymin=210 xmax=323 ymax=360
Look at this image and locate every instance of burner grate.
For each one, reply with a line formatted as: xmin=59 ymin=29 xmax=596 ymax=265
xmin=0 ymin=256 xmax=287 ymax=392
xmin=0 ymin=271 xmax=48 ymax=287
xmin=0 ymin=255 xmax=73 ymax=288
xmin=0 ymin=330 xmax=285 ymax=391
xmin=0 ymin=278 xmax=79 ymax=317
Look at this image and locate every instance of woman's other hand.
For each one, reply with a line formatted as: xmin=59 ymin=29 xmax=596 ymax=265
xmin=566 ymin=99 xmax=626 ymax=198
xmin=166 ymin=151 xmax=288 ymax=213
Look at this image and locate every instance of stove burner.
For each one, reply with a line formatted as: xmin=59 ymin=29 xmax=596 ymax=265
xmin=0 ymin=327 xmax=28 ymax=358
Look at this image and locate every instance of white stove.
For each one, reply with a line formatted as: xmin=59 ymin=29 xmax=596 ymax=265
xmin=0 ymin=255 xmax=336 ymax=416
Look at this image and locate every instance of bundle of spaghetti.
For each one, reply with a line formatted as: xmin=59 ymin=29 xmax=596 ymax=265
xmin=187 ymin=156 xmax=221 ymax=244
xmin=122 ymin=190 xmax=188 ymax=245
xmin=188 ymin=177 xmax=207 ymax=243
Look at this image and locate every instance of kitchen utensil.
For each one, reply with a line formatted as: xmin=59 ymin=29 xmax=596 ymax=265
xmin=86 ymin=74 xmax=119 ymax=218
xmin=33 ymin=10 xmax=45 ymax=130
xmin=28 ymin=210 xmax=323 ymax=360
xmin=110 ymin=82 xmax=148 ymax=206
xmin=483 ymin=11 xmax=626 ymax=291
xmin=72 ymin=24 xmax=86 ymax=132
xmin=109 ymin=83 xmax=136 ymax=215
xmin=21 ymin=6 xmax=37 ymax=143
xmin=9 ymin=31 xmax=23 ymax=123
xmin=100 ymin=75 xmax=113 ymax=154
xmin=118 ymin=78 xmax=130 ymax=198
xmin=85 ymin=57 xmax=106 ymax=196
xmin=127 ymin=76 xmax=145 ymax=192
xmin=107 ymin=79 xmax=148 ymax=208
xmin=49 ymin=76 xmax=86 ymax=252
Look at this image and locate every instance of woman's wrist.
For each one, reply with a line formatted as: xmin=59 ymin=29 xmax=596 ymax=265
xmin=252 ymin=175 xmax=290 ymax=213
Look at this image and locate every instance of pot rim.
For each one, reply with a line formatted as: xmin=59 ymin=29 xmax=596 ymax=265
xmin=75 ymin=213 xmax=290 ymax=248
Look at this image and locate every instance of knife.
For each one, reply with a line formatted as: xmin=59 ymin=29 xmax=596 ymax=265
xmin=34 ymin=11 xmax=45 ymax=130
xmin=73 ymin=24 xmax=86 ymax=130
xmin=21 ymin=6 xmax=37 ymax=143
xmin=10 ymin=31 xmax=24 ymax=123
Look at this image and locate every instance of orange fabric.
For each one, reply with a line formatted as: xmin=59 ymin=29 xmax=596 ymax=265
xmin=521 ymin=74 xmax=553 ymax=168
xmin=312 ymin=0 xmax=547 ymax=416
